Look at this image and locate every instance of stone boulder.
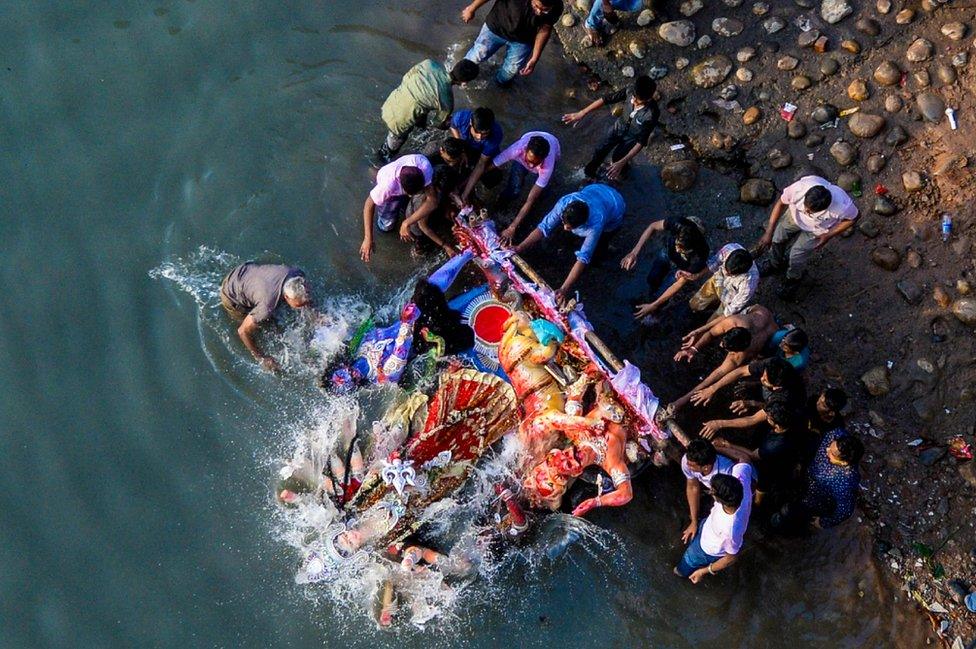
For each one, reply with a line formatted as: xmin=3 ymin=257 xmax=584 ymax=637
xmin=661 ymin=160 xmax=700 ymax=192
xmin=691 ymin=55 xmax=733 ymax=88
xmin=861 ymin=366 xmax=891 ymax=396
xmin=739 ymin=178 xmax=776 ymax=205
xmin=821 ymin=0 xmax=853 ymax=24
xmin=659 ymin=20 xmax=696 ymax=47
xmin=874 ymin=60 xmax=901 ymax=86
xmin=848 ymin=113 xmax=885 ymax=138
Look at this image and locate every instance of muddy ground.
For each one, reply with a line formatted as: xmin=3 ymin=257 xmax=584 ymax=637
xmin=507 ymin=0 xmax=976 ymax=644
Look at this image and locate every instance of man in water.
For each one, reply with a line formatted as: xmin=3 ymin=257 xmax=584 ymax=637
xmin=753 ymin=175 xmax=858 ymax=301
xmin=512 ymin=182 xmax=625 ymax=301
xmin=461 ymin=0 xmax=563 ymax=86
xmin=452 ymin=107 xmax=506 ymax=202
xmin=220 ymin=262 xmax=310 ymax=371
xmin=562 ymin=75 xmax=660 ymax=180
xmin=360 ymin=154 xmax=439 ymax=262
xmin=679 ymin=439 xmax=737 ymax=545
xmin=376 ymin=58 xmax=480 ymax=164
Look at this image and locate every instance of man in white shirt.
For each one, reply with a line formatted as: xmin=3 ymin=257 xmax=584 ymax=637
xmin=754 ymin=175 xmax=859 ymax=300
xmin=684 ymin=243 xmax=759 ymax=324
xmin=680 ymin=439 xmax=737 ymax=544
xmin=675 ymin=464 xmax=753 ymax=583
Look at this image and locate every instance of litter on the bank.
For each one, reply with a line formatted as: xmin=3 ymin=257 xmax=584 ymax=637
xmin=806 ymin=153 xmax=815 ymax=160
xmin=795 ymin=15 xmax=812 ymax=31
xmin=712 ymin=99 xmax=742 ymax=112
xmin=780 ymin=103 xmax=797 ymax=121
xmin=945 ymin=107 xmax=958 ymax=130
xmin=724 ymin=214 xmax=742 ymax=229
xmin=908 ymin=438 xmax=924 ymax=447
xmin=948 ymin=435 xmax=973 ymax=460
xmin=669 ymin=143 xmax=685 ymax=151
xmin=839 ymin=107 xmax=860 ymax=117
xmin=876 ymin=183 xmax=889 ymax=195
xmin=886 ymin=359 xmax=894 ymax=369
xmin=819 ymin=118 xmax=839 ymax=130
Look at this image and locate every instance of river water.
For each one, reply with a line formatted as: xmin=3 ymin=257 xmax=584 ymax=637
xmin=0 ymin=1 xmax=929 ymax=647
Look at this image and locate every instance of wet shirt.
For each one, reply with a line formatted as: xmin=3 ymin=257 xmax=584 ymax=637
xmin=680 ymin=453 xmax=735 ymax=488
xmin=756 ymin=429 xmax=800 ymax=492
xmin=601 ymin=87 xmax=660 ymax=146
xmin=663 ymin=216 xmax=709 ymax=272
xmin=537 ymin=183 xmax=625 ymax=264
xmin=746 ymin=357 xmax=807 ymax=414
xmin=699 ymin=463 xmax=753 ymax=556
xmin=492 ymin=131 xmax=561 ymax=188
xmin=768 ymin=328 xmax=810 ymax=371
xmin=381 ymin=59 xmax=454 ymax=131
xmin=486 ymin=0 xmax=563 ymax=44
xmin=450 ymin=109 xmax=504 ymax=159
xmin=781 ymin=175 xmax=859 ymax=235
xmin=221 ymin=263 xmax=304 ymax=324
xmin=707 ymin=243 xmax=759 ymax=316
xmin=802 ymin=428 xmax=859 ymax=528
xmin=370 ymin=154 xmax=434 ymax=205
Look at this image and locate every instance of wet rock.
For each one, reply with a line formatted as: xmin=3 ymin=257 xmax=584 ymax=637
xmin=798 ymin=30 xmax=821 ymax=48
xmin=874 ymin=60 xmax=901 ymax=86
xmin=680 ymin=0 xmax=703 ymax=16
xmin=769 ymin=149 xmax=792 ymax=168
xmin=753 ymin=2 xmax=770 ymax=15
xmin=788 ymin=120 xmax=808 ymax=139
xmin=560 ymin=13 xmax=576 ymax=27
xmin=951 ymin=297 xmax=976 ymax=325
xmin=906 ymin=38 xmax=934 ymax=63
xmin=876 ymin=0 xmax=891 ymax=13
xmin=812 ymin=105 xmax=838 ymax=123
xmin=805 ymin=133 xmax=824 ymax=147
xmin=713 ymin=17 xmax=744 ymax=37
xmin=830 ymin=140 xmax=857 ymax=165
xmin=895 ymin=8 xmax=914 ymax=24
xmin=637 ymin=9 xmax=656 ymax=26
xmin=836 ymin=171 xmax=859 ymax=191
xmin=792 ymin=75 xmax=812 ymax=91
xmin=861 ymin=366 xmax=891 ymax=396
xmin=885 ymin=125 xmax=909 ymax=146
xmin=848 ymin=79 xmax=870 ymax=101
xmin=848 ymin=113 xmax=885 ymax=138
xmin=919 ymin=446 xmax=945 ymax=464
xmin=903 ymin=171 xmax=923 ymax=191
xmin=629 ymin=41 xmax=645 ymax=59
xmin=736 ymin=67 xmax=754 ymax=82
xmin=820 ymin=57 xmax=839 ymax=76
xmin=740 ymin=178 xmax=777 ymax=205
xmin=737 ymin=47 xmax=756 ymax=63
xmin=856 ymin=17 xmax=881 ymax=36
xmin=697 ymin=35 xmax=713 ymax=49
xmin=916 ymin=92 xmax=945 ymax=123
xmin=661 ymin=159 xmax=700 ymax=191
xmin=718 ymin=84 xmax=739 ymax=100
xmin=936 ymin=65 xmax=957 ymax=85
xmin=867 ymin=153 xmax=886 ymax=172
xmin=884 ymin=95 xmax=903 ymax=113
xmin=871 ymin=246 xmax=902 ymax=270
xmin=675 ymin=57 xmax=690 ymax=70
xmin=841 ymin=39 xmax=861 ymax=54
xmin=906 ymin=250 xmax=923 ymax=268
xmin=874 ymin=195 xmax=898 ymax=215
xmin=764 ymin=16 xmax=786 ymax=34
xmin=659 ymin=21 xmax=696 ymax=47
xmin=941 ymin=22 xmax=967 ymax=41
xmin=690 ymin=55 xmax=732 ymax=88
xmin=897 ymin=279 xmax=923 ymax=304
xmin=821 ymin=0 xmax=853 ymax=24
xmin=743 ymin=106 xmax=761 ymax=124
xmin=778 ymin=55 xmax=799 ymax=71
xmin=859 ymin=219 xmax=881 ymax=238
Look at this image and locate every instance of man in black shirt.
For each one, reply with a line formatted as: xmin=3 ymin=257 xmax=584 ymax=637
xmin=562 ymin=75 xmax=660 ymax=179
xmin=462 ymin=0 xmax=563 ymax=86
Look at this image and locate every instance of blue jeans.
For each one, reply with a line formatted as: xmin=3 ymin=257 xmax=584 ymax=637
xmin=464 ymin=24 xmax=533 ymax=85
xmin=500 ymin=163 xmax=538 ymax=203
xmin=676 ymin=522 xmax=722 ymax=577
xmin=376 ymin=195 xmax=409 ymax=232
xmin=585 ymin=0 xmax=644 ymax=30
xmin=645 ymin=249 xmax=677 ymax=299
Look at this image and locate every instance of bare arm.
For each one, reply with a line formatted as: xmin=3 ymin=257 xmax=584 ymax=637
xmin=361 ymin=196 xmax=376 ymax=262
xmin=572 ymin=479 xmax=633 ymax=516
xmin=689 ymin=363 xmax=752 ymax=407
xmin=682 ymin=478 xmax=701 ymax=543
xmin=688 ymin=553 xmax=738 ymax=584
xmin=514 ymin=228 xmax=545 ymax=254
xmin=399 ymin=187 xmax=439 ymax=240
xmin=756 ymin=199 xmax=787 ymax=251
xmin=520 ymin=25 xmax=552 ymax=76
xmin=700 ymin=410 xmax=766 ymax=439
xmin=461 ymin=156 xmax=491 ymax=203
xmin=238 ymin=315 xmax=277 ymax=371
xmin=606 ymin=142 xmax=644 ymax=180
xmin=620 ymin=219 xmax=665 ymax=270
xmin=672 ymin=354 xmax=739 ymax=411
xmin=815 ymin=218 xmax=858 ymax=250
xmin=510 ymin=184 xmax=544 ymax=232
xmin=460 ymin=0 xmax=490 ymax=22
xmin=558 ymin=260 xmax=587 ymax=295
xmin=562 ymin=97 xmax=606 ymax=126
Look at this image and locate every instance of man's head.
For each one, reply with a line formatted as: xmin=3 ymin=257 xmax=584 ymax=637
xmin=724 ymin=248 xmax=753 ymax=276
xmin=450 ymin=59 xmax=480 ymax=85
xmin=283 ymin=276 xmax=310 ymax=308
xmin=818 ymin=387 xmax=848 ymax=420
xmin=803 ymin=184 xmax=832 ymax=212
xmin=674 ymin=221 xmax=701 ymax=255
xmin=685 ymin=438 xmax=718 ymax=474
xmin=439 ymin=137 xmax=466 ymax=165
xmin=561 ymin=200 xmax=589 ymax=230
xmin=633 ymin=75 xmax=656 ymax=105
xmin=827 ymin=434 xmax=864 ymax=467
xmin=470 ymin=107 xmax=496 ymax=141
xmin=524 ymin=135 xmax=551 ymax=168
xmin=398 ymin=165 xmax=427 ymax=195
xmin=780 ymin=328 xmax=808 ymax=356
xmin=720 ymin=327 xmax=752 ymax=353
xmin=760 ymin=357 xmax=793 ymax=392
xmin=710 ymin=473 xmax=744 ymax=510
xmin=531 ymin=0 xmax=559 ymax=15
xmin=765 ymin=400 xmax=795 ymax=433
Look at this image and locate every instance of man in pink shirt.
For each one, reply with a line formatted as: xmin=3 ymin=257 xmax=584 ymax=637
xmin=360 ymin=154 xmax=438 ymax=262
xmin=753 ymin=175 xmax=859 ymax=300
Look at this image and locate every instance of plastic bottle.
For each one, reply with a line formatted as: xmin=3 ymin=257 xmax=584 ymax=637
xmin=942 ymin=214 xmax=952 ymax=243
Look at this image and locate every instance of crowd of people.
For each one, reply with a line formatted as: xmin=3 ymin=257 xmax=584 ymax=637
xmin=220 ymin=0 xmax=868 ymax=586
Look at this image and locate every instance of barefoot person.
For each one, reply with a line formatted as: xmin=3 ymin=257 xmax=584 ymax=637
xmin=361 ymin=154 xmax=438 ymax=262
xmin=581 ymin=0 xmax=644 ymax=46
xmin=512 ymin=183 xmax=625 ymax=302
xmin=220 ymin=262 xmax=310 ymax=371
xmin=461 ymin=0 xmax=563 ymax=86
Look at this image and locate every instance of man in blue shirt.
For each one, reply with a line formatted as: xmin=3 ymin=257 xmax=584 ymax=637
xmin=453 ymin=107 xmax=506 ymax=202
xmin=513 ymin=183 xmax=625 ymax=301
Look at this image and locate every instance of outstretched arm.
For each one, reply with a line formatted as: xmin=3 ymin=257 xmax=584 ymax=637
xmin=756 ymin=200 xmax=787 ymax=253
xmin=572 ymin=479 xmax=632 ymax=516
xmin=461 ymin=156 xmax=492 ymax=204
xmin=700 ymin=410 xmax=766 ymax=439
xmin=620 ymin=219 xmax=665 ymax=270
xmin=460 ymin=0 xmax=490 ymax=22
xmin=361 ymin=197 xmax=377 ymax=262
xmin=671 ymin=354 xmax=739 ymax=412
xmin=520 ymin=25 xmax=552 ymax=76
xmin=689 ymin=364 xmax=751 ymax=407
xmin=562 ymin=97 xmax=606 ymax=126
xmin=238 ymin=315 xmax=278 ymax=372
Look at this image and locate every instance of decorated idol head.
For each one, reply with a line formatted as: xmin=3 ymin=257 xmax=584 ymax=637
xmin=523 ymin=447 xmax=586 ymax=510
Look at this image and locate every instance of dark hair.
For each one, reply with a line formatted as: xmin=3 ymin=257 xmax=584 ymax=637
xmin=766 ymin=400 xmax=795 ymax=430
xmin=440 ymin=137 xmax=466 ymax=160
xmin=634 ymin=75 xmax=657 ymax=102
xmin=724 ymin=248 xmax=753 ymax=276
xmin=526 ymin=135 xmax=551 ymax=160
xmin=711 ymin=473 xmax=744 ymax=508
xmin=674 ymin=222 xmax=702 ymax=250
xmin=804 ymin=185 xmax=832 ymax=212
xmin=822 ymin=387 xmax=848 ymax=413
xmin=835 ymin=434 xmax=864 ymax=465
xmin=450 ymin=59 xmax=480 ymax=84
xmin=411 ymin=279 xmax=474 ymax=355
xmin=781 ymin=328 xmax=808 ymax=353
xmin=762 ymin=356 xmax=793 ymax=388
xmin=686 ymin=438 xmax=717 ymax=467
xmin=398 ymin=166 xmax=427 ymax=195
xmin=562 ymin=200 xmax=589 ymax=228
xmin=471 ymin=107 xmax=495 ymax=133
xmin=721 ymin=327 xmax=752 ymax=352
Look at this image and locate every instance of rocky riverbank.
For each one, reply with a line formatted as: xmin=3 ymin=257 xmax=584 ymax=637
xmin=551 ymin=0 xmax=976 ymax=644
